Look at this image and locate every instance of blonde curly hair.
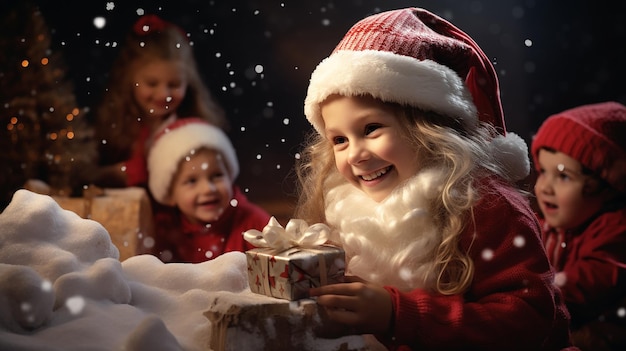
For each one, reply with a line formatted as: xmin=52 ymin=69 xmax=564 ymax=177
xmin=295 ymin=97 xmax=511 ymax=295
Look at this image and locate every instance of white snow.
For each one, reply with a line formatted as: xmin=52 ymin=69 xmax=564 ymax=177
xmin=0 ymin=189 xmax=368 ymax=351
xmin=0 ymin=189 xmax=253 ymax=351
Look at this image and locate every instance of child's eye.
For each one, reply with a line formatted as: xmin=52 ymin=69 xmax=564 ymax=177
xmin=364 ymin=124 xmax=382 ymax=135
xmin=184 ymin=177 xmax=197 ymax=185
xmin=211 ymin=172 xmax=225 ymax=181
xmin=558 ymin=173 xmax=570 ymax=181
xmin=332 ymin=136 xmax=347 ymax=145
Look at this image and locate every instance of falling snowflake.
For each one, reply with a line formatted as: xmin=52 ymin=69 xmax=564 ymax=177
xmin=41 ymin=280 xmax=52 ymax=292
xmin=66 ymin=296 xmax=86 ymax=315
xmin=142 ymin=236 xmax=155 ymax=249
xmin=105 ymin=2 xmax=115 ymax=11
xmin=93 ymin=17 xmax=106 ymax=29
xmin=481 ymin=248 xmax=494 ymax=261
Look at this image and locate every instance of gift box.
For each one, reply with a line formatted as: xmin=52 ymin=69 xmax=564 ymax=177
xmin=52 ymin=187 xmax=154 ymax=261
xmin=243 ymin=217 xmax=345 ymax=301
xmin=204 ymin=291 xmax=368 ymax=351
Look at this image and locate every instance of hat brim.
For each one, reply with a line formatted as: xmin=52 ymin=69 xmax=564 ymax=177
xmin=304 ymin=49 xmax=478 ymax=134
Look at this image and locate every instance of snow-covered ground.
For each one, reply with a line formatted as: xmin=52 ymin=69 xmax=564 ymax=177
xmin=0 ymin=189 xmax=367 ymax=351
xmin=0 ymin=189 xmax=261 ymax=350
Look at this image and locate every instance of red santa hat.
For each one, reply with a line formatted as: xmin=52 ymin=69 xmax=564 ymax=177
xmin=531 ymin=101 xmax=626 ymax=193
xmin=304 ymin=7 xmax=529 ymax=181
xmin=147 ymin=118 xmax=239 ymax=204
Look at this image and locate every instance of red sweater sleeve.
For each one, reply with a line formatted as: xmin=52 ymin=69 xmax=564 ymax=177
xmin=223 ymin=187 xmax=272 ymax=253
xmin=381 ymin=177 xmax=574 ymax=351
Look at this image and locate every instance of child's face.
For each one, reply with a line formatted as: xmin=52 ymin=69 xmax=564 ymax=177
xmin=168 ymin=149 xmax=234 ymax=225
xmin=321 ymin=95 xmax=420 ymax=202
xmin=132 ymin=59 xmax=187 ymax=121
xmin=534 ymin=149 xmax=606 ymax=230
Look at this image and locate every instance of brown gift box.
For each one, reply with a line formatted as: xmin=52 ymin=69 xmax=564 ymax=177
xmin=245 ymin=244 xmax=345 ymax=301
xmin=52 ymin=187 xmax=154 ymax=261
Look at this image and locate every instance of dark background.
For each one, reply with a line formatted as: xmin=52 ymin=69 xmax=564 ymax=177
xmin=5 ymin=0 xmax=626 ymax=215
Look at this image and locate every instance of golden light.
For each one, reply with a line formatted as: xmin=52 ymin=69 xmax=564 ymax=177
xmin=41 ymin=57 xmax=49 ymax=65
xmin=66 ymin=113 xmax=74 ymax=121
xmin=49 ymin=132 xmax=58 ymax=140
xmin=10 ymin=117 xmax=18 ymax=124
xmin=72 ymin=108 xmax=79 ymax=115
xmin=67 ymin=131 xmax=75 ymax=139
xmin=7 ymin=124 xmax=14 ymax=131
xmin=21 ymin=60 xmax=29 ymax=67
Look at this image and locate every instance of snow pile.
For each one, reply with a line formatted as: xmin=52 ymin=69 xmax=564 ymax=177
xmin=0 ymin=189 xmax=249 ymax=351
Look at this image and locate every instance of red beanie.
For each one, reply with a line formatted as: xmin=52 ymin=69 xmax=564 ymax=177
xmin=531 ymin=101 xmax=626 ymax=192
xmin=304 ymin=7 xmax=529 ymax=181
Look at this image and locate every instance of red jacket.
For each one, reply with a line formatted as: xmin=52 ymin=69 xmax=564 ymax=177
xmin=151 ymin=186 xmax=270 ymax=263
xmin=539 ymin=205 xmax=626 ymax=330
xmin=379 ymin=176 xmax=577 ymax=351
xmin=124 ymin=126 xmax=150 ymax=187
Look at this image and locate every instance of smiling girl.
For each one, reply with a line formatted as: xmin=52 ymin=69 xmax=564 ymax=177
xmin=295 ymin=7 xmax=577 ymax=351
xmin=90 ymin=15 xmax=226 ymax=188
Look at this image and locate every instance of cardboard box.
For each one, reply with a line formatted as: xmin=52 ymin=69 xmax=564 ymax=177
xmin=246 ymin=244 xmax=345 ymax=301
xmin=53 ymin=187 xmax=154 ymax=261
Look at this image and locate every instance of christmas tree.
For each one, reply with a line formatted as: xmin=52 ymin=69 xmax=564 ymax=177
xmin=0 ymin=2 xmax=95 ymax=208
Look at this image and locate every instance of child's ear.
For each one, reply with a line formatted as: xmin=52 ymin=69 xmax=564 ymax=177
xmin=584 ymin=177 xmax=616 ymax=201
xmin=599 ymin=186 xmax=620 ymax=204
xmin=582 ymin=177 xmax=603 ymax=196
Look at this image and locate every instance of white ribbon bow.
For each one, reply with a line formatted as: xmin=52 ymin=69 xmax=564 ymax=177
xmin=243 ymin=216 xmax=331 ymax=251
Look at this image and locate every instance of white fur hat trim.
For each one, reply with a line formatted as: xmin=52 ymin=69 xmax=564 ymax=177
xmin=304 ymin=49 xmax=478 ymax=134
xmin=148 ymin=121 xmax=239 ymax=204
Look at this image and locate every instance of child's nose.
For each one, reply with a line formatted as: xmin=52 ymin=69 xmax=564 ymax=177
xmin=535 ymin=175 xmax=554 ymax=195
xmin=155 ymin=86 xmax=173 ymax=100
xmin=348 ymin=141 xmax=370 ymax=165
xmin=200 ymin=179 xmax=217 ymax=193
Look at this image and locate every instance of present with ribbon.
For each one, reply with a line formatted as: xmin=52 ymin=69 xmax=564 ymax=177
xmin=243 ymin=217 xmax=345 ymax=301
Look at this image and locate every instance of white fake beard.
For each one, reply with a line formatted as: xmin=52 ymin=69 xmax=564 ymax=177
xmin=324 ymin=168 xmax=445 ymax=292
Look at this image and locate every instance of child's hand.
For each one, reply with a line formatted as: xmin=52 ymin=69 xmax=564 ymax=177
xmin=309 ymin=276 xmax=393 ymax=337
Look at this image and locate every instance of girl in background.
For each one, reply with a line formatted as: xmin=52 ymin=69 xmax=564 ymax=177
xmin=296 ymin=8 xmax=578 ymax=351
xmin=91 ymin=14 xmax=226 ymax=188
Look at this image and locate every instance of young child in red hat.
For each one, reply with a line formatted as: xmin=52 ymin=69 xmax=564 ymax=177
xmin=532 ymin=101 xmax=626 ymax=351
xmin=295 ymin=7 xmax=578 ymax=351
xmin=146 ymin=118 xmax=270 ymax=263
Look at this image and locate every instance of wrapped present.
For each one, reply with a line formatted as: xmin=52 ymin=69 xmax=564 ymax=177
xmin=204 ymin=291 xmax=368 ymax=351
xmin=243 ymin=217 xmax=345 ymax=301
xmin=52 ymin=186 xmax=154 ymax=261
